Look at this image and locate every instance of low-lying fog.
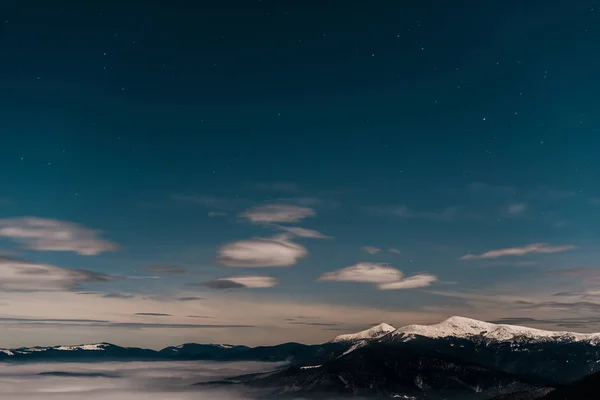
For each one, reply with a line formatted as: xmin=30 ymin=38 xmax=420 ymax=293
xmin=0 ymin=360 xmax=283 ymax=399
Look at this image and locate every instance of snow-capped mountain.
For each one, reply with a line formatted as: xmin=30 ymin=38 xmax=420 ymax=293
xmin=2 ymin=343 xmax=112 ymax=356
xmin=330 ymin=322 xmax=396 ymax=342
xmin=391 ymin=316 xmax=600 ymax=343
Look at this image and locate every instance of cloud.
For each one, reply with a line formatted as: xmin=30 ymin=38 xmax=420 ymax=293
xmin=0 ymin=316 xmax=252 ymax=329
xmin=318 ymin=262 xmax=403 ymax=283
xmin=144 ymin=265 xmax=186 ymax=274
xmin=546 ymin=268 xmax=600 ymax=277
xmin=0 ymin=361 xmax=279 ymax=400
xmin=216 ymin=236 xmax=307 ymax=267
xmin=518 ymin=301 xmax=600 ymax=312
xmin=0 ymin=257 xmax=111 ymax=291
xmin=378 ymin=274 xmax=438 ymax=290
xmin=286 ymin=321 xmax=339 ymax=326
xmin=275 ymin=225 xmax=331 ymax=239
xmin=362 ymin=246 xmax=381 ymax=254
xmin=102 ymin=293 xmax=135 ymax=299
xmin=134 ymin=313 xmax=172 ymax=317
xmin=239 ymin=204 xmax=315 ymax=223
xmin=177 ymin=296 xmax=205 ymax=302
xmin=202 ymin=276 xmax=277 ymax=289
xmin=0 ymin=217 xmax=117 ymax=255
xmin=507 ymin=203 xmax=527 ymax=214
xmin=208 ymin=211 xmax=227 ymax=217
xmin=376 ymin=205 xmax=458 ymax=222
xmin=389 ymin=248 xmax=401 ymax=254
xmin=461 ymin=243 xmax=577 ymax=260
xmin=318 ymin=263 xmax=438 ymax=291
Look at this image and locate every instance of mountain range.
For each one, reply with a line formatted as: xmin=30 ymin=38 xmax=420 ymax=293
xmin=6 ymin=316 xmax=600 ymax=398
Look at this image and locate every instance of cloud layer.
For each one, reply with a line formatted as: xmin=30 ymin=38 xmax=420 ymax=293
xmin=461 ymin=243 xmax=577 ymax=260
xmin=0 ymin=257 xmax=110 ymax=291
xmin=0 ymin=360 xmax=280 ymax=399
xmin=216 ymin=236 xmax=307 ymax=267
xmin=0 ymin=217 xmax=117 ymax=255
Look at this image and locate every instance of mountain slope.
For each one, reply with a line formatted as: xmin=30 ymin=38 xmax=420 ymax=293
xmin=330 ymin=322 xmax=395 ymax=342
xmin=493 ymin=371 xmax=600 ymax=399
xmin=215 ymin=340 xmax=539 ymax=399
xmin=384 ymin=316 xmax=600 ymax=383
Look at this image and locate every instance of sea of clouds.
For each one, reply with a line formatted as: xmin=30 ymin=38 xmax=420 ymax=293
xmin=0 ymin=360 xmax=284 ymax=399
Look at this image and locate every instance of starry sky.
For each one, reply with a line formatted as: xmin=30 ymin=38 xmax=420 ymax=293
xmin=1 ymin=0 xmax=600 ymax=349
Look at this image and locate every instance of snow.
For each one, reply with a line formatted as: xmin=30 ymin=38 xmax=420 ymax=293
xmin=54 ymin=343 xmax=109 ymax=351
xmin=331 ymin=323 xmax=396 ymax=343
xmin=300 ymin=365 xmax=321 ymax=369
xmin=340 ymin=340 xmax=368 ymax=357
xmin=392 ymin=316 xmax=600 ymax=343
xmin=0 ymin=350 xmax=14 ymax=356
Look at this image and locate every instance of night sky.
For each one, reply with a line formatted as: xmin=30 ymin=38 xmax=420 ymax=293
xmin=1 ymin=0 xmax=600 ymax=348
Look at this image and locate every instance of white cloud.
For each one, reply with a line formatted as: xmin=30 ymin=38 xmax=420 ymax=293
xmin=318 ymin=263 xmax=438 ymax=291
xmin=0 ymin=257 xmax=110 ymax=291
xmin=239 ymin=204 xmax=315 ymax=223
xmin=276 ymin=225 xmax=331 ymax=239
xmin=318 ymin=263 xmax=403 ymax=283
xmin=216 ymin=236 xmax=307 ymax=267
xmin=378 ymin=274 xmax=438 ymax=290
xmin=0 ymin=217 xmax=117 ymax=256
xmin=389 ymin=248 xmax=401 ymax=254
xmin=461 ymin=243 xmax=577 ymax=260
xmin=507 ymin=203 xmax=527 ymax=214
xmin=0 ymin=361 xmax=278 ymax=399
xmin=361 ymin=246 xmax=381 ymax=254
xmin=204 ymin=276 xmax=277 ymax=289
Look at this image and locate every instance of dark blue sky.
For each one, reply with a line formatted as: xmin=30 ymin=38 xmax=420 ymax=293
xmin=1 ymin=0 xmax=599 ymax=347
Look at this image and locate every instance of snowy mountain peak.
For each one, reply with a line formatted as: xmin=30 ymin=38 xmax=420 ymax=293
xmin=331 ymin=323 xmax=396 ymax=342
xmin=391 ymin=316 xmax=600 ymax=343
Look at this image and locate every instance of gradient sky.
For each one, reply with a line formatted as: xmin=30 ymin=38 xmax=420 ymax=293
xmin=1 ymin=0 xmax=600 ymax=349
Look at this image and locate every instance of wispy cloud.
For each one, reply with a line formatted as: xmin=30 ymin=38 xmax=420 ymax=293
xmin=102 ymin=293 xmax=134 ymax=299
xmin=318 ymin=262 xmax=437 ymax=290
xmin=134 ymin=312 xmax=172 ymax=317
xmin=507 ymin=203 xmax=527 ymax=215
xmin=216 ymin=235 xmax=307 ymax=267
xmin=461 ymin=243 xmax=577 ymax=260
xmin=275 ymin=225 xmax=331 ymax=239
xmin=202 ymin=276 xmax=277 ymax=289
xmin=374 ymin=205 xmax=458 ymax=222
xmin=517 ymin=301 xmax=600 ymax=312
xmin=547 ymin=268 xmax=600 ymax=277
xmin=144 ymin=265 xmax=186 ymax=274
xmin=389 ymin=248 xmax=401 ymax=254
xmin=378 ymin=274 xmax=438 ymax=290
xmin=239 ymin=204 xmax=315 ymax=223
xmin=207 ymin=211 xmax=228 ymax=217
xmin=0 ymin=257 xmax=111 ymax=291
xmin=361 ymin=246 xmax=381 ymax=254
xmin=177 ymin=296 xmax=205 ymax=302
xmin=0 ymin=217 xmax=117 ymax=255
